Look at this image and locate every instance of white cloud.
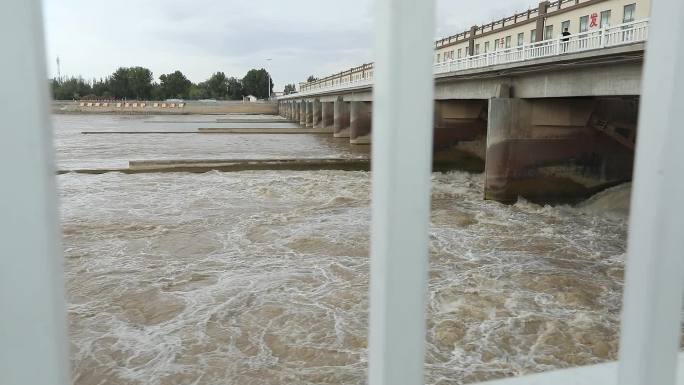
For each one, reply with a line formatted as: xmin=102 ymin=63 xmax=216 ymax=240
xmin=42 ymin=0 xmax=538 ymax=90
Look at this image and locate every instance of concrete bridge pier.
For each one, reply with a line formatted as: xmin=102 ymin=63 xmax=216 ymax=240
xmin=333 ymin=99 xmax=351 ymax=138
xmin=313 ymin=99 xmax=323 ymax=128
xmin=299 ymin=101 xmax=307 ymax=126
xmin=321 ymin=102 xmax=334 ymax=132
xmin=433 ymin=99 xmax=488 ymax=171
xmin=484 ymin=97 xmax=636 ymax=203
xmin=305 ymin=101 xmax=314 ymax=127
xmin=350 ymin=101 xmax=372 ymax=145
xmin=292 ymin=101 xmax=299 ymax=122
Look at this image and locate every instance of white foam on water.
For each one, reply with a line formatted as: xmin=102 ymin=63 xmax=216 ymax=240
xmin=58 ymin=168 xmax=629 ymax=385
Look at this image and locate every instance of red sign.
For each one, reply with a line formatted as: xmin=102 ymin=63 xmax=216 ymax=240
xmin=590 ymin=12 xmax=599 ymax=28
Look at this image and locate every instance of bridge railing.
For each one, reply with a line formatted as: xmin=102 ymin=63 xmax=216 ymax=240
xmin=434 ymin=19 xmax=648 ymax=73
xmin=291 ymin=18 xmax=648 ymax=98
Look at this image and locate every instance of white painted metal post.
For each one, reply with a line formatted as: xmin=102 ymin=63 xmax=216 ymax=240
xmin=618 ymin=1 xmax=684 ymax=385
xmin=0 ymin=2 xmax=70 ymax=385
xmin=368 ymin=0 xmax=435 ymax=384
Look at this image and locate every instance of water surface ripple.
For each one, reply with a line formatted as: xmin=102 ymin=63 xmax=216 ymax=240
xmin=56 ymin=115 xmax=628 ymax=385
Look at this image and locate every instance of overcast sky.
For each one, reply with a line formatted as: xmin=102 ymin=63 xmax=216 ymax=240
xmin=42 ymin=0 xmax=538 ymax=90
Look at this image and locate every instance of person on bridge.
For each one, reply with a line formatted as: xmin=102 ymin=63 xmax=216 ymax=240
xmin=561 ymin=28 xmax=571 ymax=52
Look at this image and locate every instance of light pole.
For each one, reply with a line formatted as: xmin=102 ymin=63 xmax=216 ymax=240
xmin=265 ymin=58 xmax=272 ymax=100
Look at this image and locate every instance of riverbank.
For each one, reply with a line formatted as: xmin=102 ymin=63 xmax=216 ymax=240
xmin=52 ymin=100 xmax=278 ymax=115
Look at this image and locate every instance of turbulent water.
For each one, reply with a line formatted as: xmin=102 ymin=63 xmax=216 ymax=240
xmin=55 ymin=114 xmax=630 ymax=385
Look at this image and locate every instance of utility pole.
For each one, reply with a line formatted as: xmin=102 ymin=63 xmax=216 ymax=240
xmin=56 ymin=56 xmax=61 ymax=80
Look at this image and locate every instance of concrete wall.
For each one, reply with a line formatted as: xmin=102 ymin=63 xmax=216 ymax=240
xmin=436 ymin=41 xmax=470 ymax=62
xmin=485 ymin=97 xmax=636 ymax=203
xmin=433 ymin=100 xmax=488 ymax=171
xmin=313 ymin=99 xmax=323 ymax=128
xmin=350 ymin=101 xmax=372 ymax=145
xmin=305 ymin=101 xmax=314 ymax=127
xmin=546 ymin=0 xmax=651 ymax=35
xmin=321 ymin=102 xmax=334 ymax=131
xmin=473 ymin=20 xmax=537 ymax=52
xmin=334 ymin=99 xmax=351 ymax=138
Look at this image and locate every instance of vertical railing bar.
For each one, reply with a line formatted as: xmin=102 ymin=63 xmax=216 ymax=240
xmin=368 ymin=0 xmax=435 ymax=384
xmin=0 ymin=1 xmax=70 ymax=385
xmin=618 ymin=1 xmax=684 ymax=385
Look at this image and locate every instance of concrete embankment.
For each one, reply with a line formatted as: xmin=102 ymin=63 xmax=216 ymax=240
xmin=52 ymin=100 xmax=278 ymax=115
xmin=57 ymin=158 xmax=480 ymax=175
xmin=80 ymin=127 xmax=331 ymax=135
xmin=198 ymin=127 xmax=332 ymax=134
xmin=57 ymin=158 xmax=371 ymax=174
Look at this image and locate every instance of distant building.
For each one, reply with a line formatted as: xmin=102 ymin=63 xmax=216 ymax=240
xmin=243 ymin=95 xmax=258 ymax=102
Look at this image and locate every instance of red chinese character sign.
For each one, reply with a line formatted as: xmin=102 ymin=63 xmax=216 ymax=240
xmin=590 ymin=12 xmax=598 ymax=28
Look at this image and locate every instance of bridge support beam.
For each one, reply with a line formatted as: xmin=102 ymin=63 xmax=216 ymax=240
xmin=321 ymin=102 xmax=334 ymax=132
xmin=350 ymin=101 xmax=372 ymax=145
xmin=485 ymin=97 xmax=636 ymax=203
xmin=433 ymin=100 xmax=487 ymax=171
xmin=293 ymin=101 xmax=299 ymax=121
xmin=306 ymin=101 xmax=314 ymax=127
xmin=313 ymin=99 xmax=323 ymax=128
xmin=299 ymin=101 xmax=306 ymax=126
xmin=334 ymin=99 xmax=351 ymax=138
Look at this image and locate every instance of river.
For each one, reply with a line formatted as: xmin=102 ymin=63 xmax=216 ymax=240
xmin=54 ymin=114 xmax=630 ymax=385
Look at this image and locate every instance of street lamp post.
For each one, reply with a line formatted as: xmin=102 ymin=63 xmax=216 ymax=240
xmin=265 ymin=58 xmax=272 ymax=100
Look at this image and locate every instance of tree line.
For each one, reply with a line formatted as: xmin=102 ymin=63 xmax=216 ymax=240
xmin=51 ymin=67 xmax=280 ymax=101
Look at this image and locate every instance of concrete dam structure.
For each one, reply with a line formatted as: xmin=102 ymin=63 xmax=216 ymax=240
xmin=277 ymin=0 xmax=649 ymax=203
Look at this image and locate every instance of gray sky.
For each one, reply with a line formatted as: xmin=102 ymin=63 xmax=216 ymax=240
xmin=42 ymin=0 xmax=537 ymax=90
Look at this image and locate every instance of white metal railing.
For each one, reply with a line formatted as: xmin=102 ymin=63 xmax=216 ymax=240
xmin=4 ymin=1 xmax=684 ymax=385
xmin=289 ymin=19 xmax=648 ymax=98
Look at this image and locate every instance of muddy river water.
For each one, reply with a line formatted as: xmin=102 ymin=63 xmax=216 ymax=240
xmin=54 ymin=114 xmax=631 ymax=385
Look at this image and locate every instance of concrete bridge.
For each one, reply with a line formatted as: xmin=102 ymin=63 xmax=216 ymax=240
xmin=277 ymin=18 xmax=648 ymax=203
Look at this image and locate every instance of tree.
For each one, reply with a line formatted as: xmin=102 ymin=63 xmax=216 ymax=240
xmin=241 ymin=68 xmax=273 ymax=99
xmin=109 ymin=67 xmax=130 ymax=99
xmin=206 ymin=72 xmax=229 ymax=99
xmin=50 ymin=77 xmax=92 ymax=100
xmin=226 ymin=77 xmax=243 ymax=100
xmin=127 ymin=67 xmax=153 ymax=100
xmin=307 ymin=75 xmax=318 ymax=83
xmin=159 ymin=70 xmax=192 ymax=99
xmin=105 ymin=67 xmax=153 ymax=99
xmin=92 ymin=78 xmax=111 ymax=98
xmin=188 ymin=83 xmax=209 ymax=100
xmin=283 ymin=83 xmax=296 ymax=95
xmin=151 ymin=83 xmax=164 ymax=100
